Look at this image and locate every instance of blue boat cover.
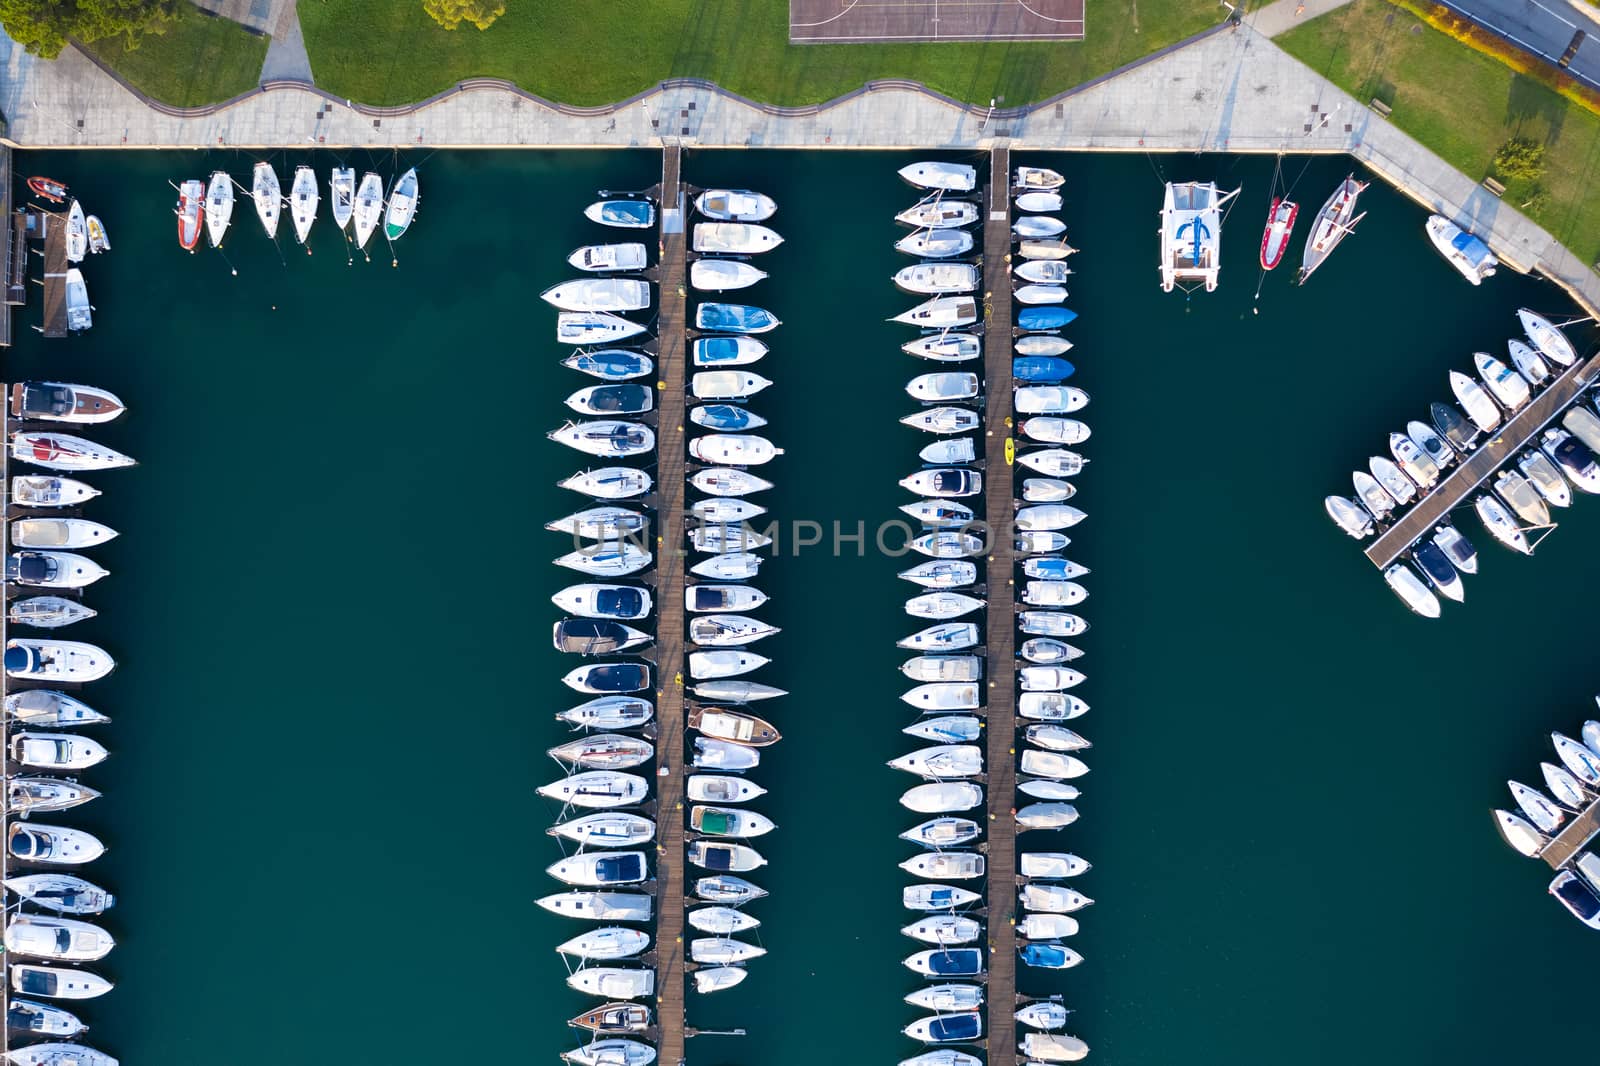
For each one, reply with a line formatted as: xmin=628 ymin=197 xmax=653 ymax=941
xmin=1013 ymin=356 xmax=1075 ymax=382
xmin=693 ymin=404 xmax=755 ymax=430
xmin=1450 ymin=229 xmax=1493 ymax=267
xmin=927 ymin=949 xmax=983 ymax=975
xmin=1020 ymin=943 xmax=1068 ymax=968
xmin=595 ymin=589 xmax=645 ymax=617
xmin=1018 ymin=307 xmax=1077 ymax=331
xmin=929 ymin=1013 xmax=982 ymax=1042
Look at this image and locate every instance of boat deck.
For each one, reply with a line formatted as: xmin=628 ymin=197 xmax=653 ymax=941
xmin=652 ymin=144 xmax=689 ymax=1066
xmin=1541 ymin=793 xmax=1600 ymax=869
xmin=39 ymin=208 xmax=69 ymax=339
xmin=982 ymin=145 xmax=1019 ymax=1066
xmin=1363 ymin=344 xmax=1600 ymax=569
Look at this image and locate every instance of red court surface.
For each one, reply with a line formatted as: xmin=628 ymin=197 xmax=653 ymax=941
xmin=790 ymin=0 xmax=1086 ymax=42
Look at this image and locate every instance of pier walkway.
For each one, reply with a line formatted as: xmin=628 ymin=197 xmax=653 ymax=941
xmin=1542 ymin=792 xmax=1600 ymax=869
xmin=1363 ymin=347 xmax=1600 ymax=569
xmin=39 ymin=209 xmax=69 ymax=339
xmin=1 ymin=405 xmax=10 ymax=1066
xmin=982 ymin=146 xmax=1019 ymax=1066
xmin=652 ymin=144 xmax=688 ymax=1065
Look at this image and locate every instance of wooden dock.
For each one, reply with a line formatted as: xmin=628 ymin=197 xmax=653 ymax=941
xmin=1364 ymin=345 xmax=1600 ymax=569
xmin=652 ymin=144 xmax=689 ymax=1066
xmin=1541 ymin=793 xmax=1600 ymax=869
xmin=982 ymin=146 xmax=1019 ymax=1066
xmin=1 ymin=146 xmax=15 ymax=346
xmin=1 ymin=400 xmax=11 ymax=1066
xmin=39 ymin=209 xmax=69 ymax=339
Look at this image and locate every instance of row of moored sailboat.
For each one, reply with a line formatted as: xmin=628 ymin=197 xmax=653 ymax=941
xmin=173 ymin=163 xmax=418 ymax=255
xmin=889 ymin=159 xmax=1091 ymax=1066
xmin=2 ymin=381 xmax=133 ymax=1066
xmin=1323 ymin=310 xmax=1593 ymax=617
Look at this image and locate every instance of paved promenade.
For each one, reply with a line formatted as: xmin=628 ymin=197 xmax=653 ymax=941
xmin=1 ymin=22 xmax=1595 ymax=312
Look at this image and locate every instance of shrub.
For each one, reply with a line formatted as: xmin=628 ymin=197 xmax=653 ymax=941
xmin=1493 ymin=137 xmax=1547 ymax=180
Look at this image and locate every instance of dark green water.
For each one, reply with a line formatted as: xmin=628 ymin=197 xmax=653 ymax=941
xmin=10 ymin=148 xmax=1599 ymax=1065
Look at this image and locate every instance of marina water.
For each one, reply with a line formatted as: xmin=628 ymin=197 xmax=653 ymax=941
xmin=10 ymin=148 xmax=1600 ymax=1065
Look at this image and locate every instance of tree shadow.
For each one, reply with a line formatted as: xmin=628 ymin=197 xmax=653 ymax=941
xmin=1506 ymin=72 xmax=1567 ymax=144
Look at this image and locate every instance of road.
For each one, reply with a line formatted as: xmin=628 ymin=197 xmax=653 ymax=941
xmin=1442 ymin=0 xmax=1600 ymax=89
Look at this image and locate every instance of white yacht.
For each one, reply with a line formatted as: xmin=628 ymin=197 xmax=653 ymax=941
xmin=556 ymin=927 xmax=650 ymax=961
xmin=4 ymin=915 xmax=114 ymax=961
xmin=889 ymin=744 xmax=984 ymax=779
xmin=896 ymin=199 xmax=980 ymax=229
xmin=1518 ymin=308 xmax=1577 ymax=366
xmin=693 ymin=222 xmax=783 ymax=255
xmin=900 ymin=852 xmax=985 ymax=880
xmin=1325 ymin=496 xmax=1374 ymax=539
xmin=902 ymin=884 xmax=982 ymax=910
xmin=894 ymin=263 xmax=980 ymax=295
xmin=895 ymin=229 xmax=974 ymax=258
xmin=536 ymin=771 xmax=649 ymax=809
xmin=1508 ymin=339 xmax=1551 ymax=386
xmin=893 ymin=297 xmax=977 ymax=329
xmin=902 ymin=915 xmax=983 ymax=944
xmin=1015 ymin=386 xmax=1088 ymax=414
xmin=1493 ymin=809 xmax=1547 ymax=857
xmin=1509 ymin=780 xmax=1565 ymax=832
xmin=1449 ymin=370 xmax=1502 ymax=432
xmin=901 ymin=406 xmax=981 ymax=434
xmin=556 ymin=696 xmax=652 ymax=731
xmin=1475 ymin=351 xmax=1531 ymax=410
xmin=687 ymin=775 xmax=767 ymax=804
xmin=1424 ymin=215 xmax=1498 ymax=284
xmin=1383 ymin=563 xmax=1441 ymax=618
xmin=903 ymin=334 xmax=981 ymax=362
xmin=1158 ymin=181 xmax=1238 ymax=293
xmin=901 ymin=683 xmax=979 ymax=711
xmin=569 ymin=242 xmax=648 ymax=272
xmin=691 ymin=259 xmax=767 ymax=291
xmin=695 ymin=188 xmax=776 ymax=221
xmin=900 ymin=781 xmax=983 ymax=813
xmin=1389 ymin=432 xmax=1440 ymax=488
xmin=1352 ymin=471 xmax=1394 ymax=519
xmin=541 ymin=278 xmax=651 ymax=313
xmin=566 ymin=967 xmax=654 ymax=999
xmin=899 ymin=162 xmax=977 ymax=191
xmin=1019 ymin=750 xmax=1089 ymax=779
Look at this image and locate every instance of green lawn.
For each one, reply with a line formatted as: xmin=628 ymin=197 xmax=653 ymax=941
xmin=299 ymin=0 xmax=1223 ymax=109
xmin=81 ymin=2 xmax=267 ymax=108
xmin=1278 ymin=0 xmax=1600 ymax=264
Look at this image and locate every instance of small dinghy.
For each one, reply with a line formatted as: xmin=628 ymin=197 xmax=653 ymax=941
xmin=352 ymin=172 xmax=385 ymax=249
xmin=538 ymin=771 xmax=649 ymax=809
xmin=904 ymin=947 xmax=985 ymax=978
xmin=895 ymin=229 xmax=975 ymax=258
xmin=1015 ymin=387 xmax=1088 ymax=414
xmin=895 ymin=262 xmax=980 ymax=295
xmin=899 ymin=561 xmax=978 ymax=589
xmin=905 ymin=1012 xmax=984 ymax=1044
xmin=549 ymin=419 xmax=654 ymax=458
xmin=557 ymin=312 xmax=648 ymax=345
xmin=687 ymin=775 xmax=768 ymax=804
xmin=565 ymin=384 xmax=654 ymax=416
xmin=900 ymin=818 xmax=982 ymax=850
xmin=1020 ymin=750 xmax=1089 ymax=779
xmin=1020 ymin=638 xmax=1084 ymax=664
xmin=694 ymin=738 xmax=760 ymax=771
xmin=1015 ymin=216 xmax=1067 ymax=239
xmin=84 ymin=215 xmax=109 ymax=255
xmin=564 ymin=350 xmax=653 ymax=381
xmin=554 ymin=544 xmax=652 ymax=577
xmin=901 ymin=406 xmax=981 ymax=434
xmin=11 ymin=433 xmax=133 ymax=472
xmin=8 ymin=823 xmax=105 ymax=865
xmin=290 ymin=165 xmax=318 ymax=244
xmin=586 ymin=200 xmax=656 ymax=229
xmin=901 ymin=781 xmax=983 ymax=813
xmin=889 ymin=744 xmax=984 ymax=778
xmin=685 ymin=583 xmax=768 ymax=612
xmin=384 ymin=168 xmax=419 ymax=241
xmin=1017 ymin=448 xmax=1087 ymax=477
xmin=8 ymin=598 xmax=96 ymax=629
xmin=690 ymin=805 xmax=776 ymax=838
xmin=906 ymin=592 xmax=984 ymax=620
xmin=898 ymin=622 xmax=980 ymax=651
xmin=1016 ymin=802 xmax=1079 ymax=829
xmin=548 ymin=851 xmax=648 ymax=887
xmin=693 ymin=874 xmax=768 ymax=904
xmin=693 ymin=222 xmax=782 ymax=255
xmin=695 ymin=188 xmax=776 ymax=221
xmin=896 ymin=199 xmax=981 ymax=229
xmin=691 ymin=259 xmax=767 ymax=292
xmin=570 ymin=242 xmax=648 ymax=272
xmin=547 ymin=732 xmax=653 ymax=769
xmin=905 ymin=716 xmax=982 ymax=743
xmin=689 ymin=433 xmax=782 ymax=466
xmin=549 ymin=812 xmax=655 ymax=847
xmin=27 ymin=177 xmax=68 ymax=203
xmin=5 ymin=639 xmax=114 ymax=683
xmin=696 ymin=302 xmax=779 ymax=334
xmin=689 ymin=707 xmax=781 ymax=747
xmin=900 ymin=162 xmax=977 ymax=192
xmin=1024 ymin=479 xmax=1075 ymax=503
xmin=5 ymin=691 xmax=107 ymax=728
xmin=906 ymin=984 xmax=984 ymax=1011
xmin=689 ymin=552 xmax=762 ymax=580
xmin=204 ymin=170 xmax=234 ymax=247
xmin=252 ymin=161 xmax=282 ymax=238
xmin=689 ymin=615 xmax=779 ymax=648
xmin=566 ymin=967 xmax=655 ymax=999
xmin=175 ymin=178 xmax=204 ymax=249
xmin=12 ymin=732 xmax=108 ymax=771
xmin=1016 ymin=284 xmax=1068 ymax=305
xmin=1014 ymin=357 xmax=1076 ymax=383
xmin=903 ymin=883 xmax=982 ymax=910
xmin=1021 ymin=852 xmax=1091 ymax=878
xmin=893 ymin=296 xmax=977 ymax=329
xmin=903 ymin=334 xmax=981 ymax=362
xmin=560 ymin=467 xmax=653 ymax=500
xmin=691 ymin=371 xmax=773 ymax=401
xmin=543 ymin=278 xmax=652 ymax=313
xmin=690 ymin=404 xmax=767 ymax=432
xmin=1019 ymin=238 xmax=1075 ymax=260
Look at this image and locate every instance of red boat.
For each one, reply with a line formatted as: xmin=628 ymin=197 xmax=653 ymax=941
xmin=26 ymin=176 xmax=68 ymax=203
xmin=1259 ymin=197 xmax=1299 ymax=270
xmin=175 ymin=178 xmax=204 ymax=251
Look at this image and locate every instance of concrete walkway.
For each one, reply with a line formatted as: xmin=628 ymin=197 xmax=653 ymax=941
xmin=0 ymin=23 xmax=1594 ymax=313
xmin=1247 ymin=0 xmax=1356 ymax=37
xmin=259 ymin=0 xmax=312 ymax=85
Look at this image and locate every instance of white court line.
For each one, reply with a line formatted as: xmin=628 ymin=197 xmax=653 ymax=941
xmin=789 ymin=0 xmax=863 ymax=30
xmin=792 ymin=27 xmax=1085 ymax=40
xmin=1015 ymin=0 xmax=1084 ymax=22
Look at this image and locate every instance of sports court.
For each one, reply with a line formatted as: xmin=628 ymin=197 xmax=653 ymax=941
xmin=790 ymin=0 xmax=1086 ymax=43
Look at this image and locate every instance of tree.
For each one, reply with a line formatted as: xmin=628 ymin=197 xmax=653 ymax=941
xmin=423 ymin=0 xmax=504 ymax=30
xmin=1493 ymin=137 xmax=1547 ymax=182
xmin=0 ymin=0 xmax=178 ymax=59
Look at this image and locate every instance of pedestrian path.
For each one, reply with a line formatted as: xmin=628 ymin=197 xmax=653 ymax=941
xmin=258 ymin=0 xmax=313 ymax=85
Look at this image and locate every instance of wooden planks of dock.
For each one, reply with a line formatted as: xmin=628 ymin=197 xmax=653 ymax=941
xmin=1364 ymin=347 xmax=1600 ymax=569
xmin=652 ymin=144 xmax=689 ymax=1066
xmin=1541 ymin=794 xmax=1600 ymax=869
xmin=39 ymin=208 xmax=69 ymax=339
xmin=982 ymin=146 xmax=1020 ymax=1066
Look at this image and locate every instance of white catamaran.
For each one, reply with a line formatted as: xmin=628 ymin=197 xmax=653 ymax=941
xmin=1158 ymin=181 xmax=1238 ymax=293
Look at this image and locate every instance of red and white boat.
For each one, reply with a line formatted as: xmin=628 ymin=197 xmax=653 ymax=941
xmin=26 ymin=177 xmax=67 ymax=203
xmin=1259 ymin=197 xmax=1298 ymax=270
xmin=175 ymin=179 xmax=203 ymax=251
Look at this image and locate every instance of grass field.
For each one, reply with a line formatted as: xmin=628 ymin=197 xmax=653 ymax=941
xmin=82 ymin=3 xmax=267 ymax=108
xmin=298 ymin=0 xmax=1222 ymax=109
xmin=1279 ymin=0 xmax=1600 ymax=263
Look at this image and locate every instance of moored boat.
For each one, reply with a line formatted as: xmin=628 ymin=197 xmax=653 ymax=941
xmin=1259 ymin=197 xmax=1298 ymax=270
xmin=252 ymin=161 xmax=282 ymax=238
xmin=352 ymin=172 xmax=384 ymax=249
xmin=176 ymin=178 xmax=204 ymax=250
xmin=290 ymin=165 xmax=318 ymax=244
xmin=384 ymin=168 xmax=419 ymax=240
xmin=205 ymin=170 xmax=233 ymax=248
xmin=329 ymin=167 xmax=355 ymax=230
xmin=1296 ymin=174 xmax=1367 ymax=284
xmin=1425 ymin=214 xmax=1498 ymax=284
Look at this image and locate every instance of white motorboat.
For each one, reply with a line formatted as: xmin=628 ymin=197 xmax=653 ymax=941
xmin=1020 ymin=852 xmax=1091 ymax=879
xmin=204 ymin=170 xmax=233 ymax=247
xmin=1019 ymin=238 xmax=1076 ymax=260
xmin=893 ymin=296 xmax=977 ymax=329
xmin=903 ymin=335 xmax=981 ymax=362
xmin=1016 ymin=260 xmax=1073 ymax=285
xmin=1370 ymin=457 xmax=1415 ymax=504
xmin=1020 ymin=750 xmax=1089 ymax=779
xmin=12 ymin=733 xmax=108 ymax=771
xmin=693 ymin=222 xmax=783 ymax=255
xmin=63 ymin=201 xmax=87 ymax=263
xmin=11 ymin=433 xmax=133 ymax=473
xmin=899 ymin=468 xmax=981 ymax=498
xmin=352 ymin=172 xmax=384 ymax=249
xmin=1389 ymin=432 xmax=1440 ymax=489
xmin=1020 ymin=1033 xmax=1091 ymax=1062
xmin=1022 ymin=582 xmax=1087 ymax=609
xmin=1016 ymin=505 xmax=1086 ymax=532
xmin=329 ymin=167 xmax=355 ymax=230
xmin=383 ymin=168 xmax=419 ymax=241
xmin=904 ymin=716 xmax=982 ymax=743
xmin=4 ymin=915 xmax=113 ymax=962
xmin=895 ymin=263 xmax=980 ymax=295
xmin=691 ymin=370 xmax=772 ymax=401
xmin=901 ymin=914 xmax=982 ymax=943
xmin=7 ymin=550 xmax=108 ymax=589
xmin=252 ymin=161 xmax=282 ymax=238
xmin=1015 ymin=1000 xmax=1074 ymax=1029
xmin=1159 ymin=181 xmax=1237 ymax=292
xmin=548 ymin=850 xmax=648 ymax=887
xmin=1542 ymin=762 xmax=1589 ymax=810
xmin=566 ymin=967 xmax=654 ymax=999
xmin=1020 ymin=418 xmax=1089 ymax=445
xmin=1020 ymin=886 xmax=1093 ymax=915
xmin=693 ymin=966 xmax=748 ymax=994
xmin=1519 ymin=308 xmax=1577 ymax=366
xmin=695 ymin=188 xmax=776 ymax=221
xmin=1021 ymin=638 xmax=1084 ymax=665
xmin=688 ymin=907 xmax=761 ymax=935
xmin=908 ymin=531 xmax=984 ymax=558
xmin=554 ymin=544 xmax=652 ymax=577
xmin=562 ymin=1039 xmax=656 ymax=1066
xmin=690 ymin=937 xmax=766 ymax=964
xmin=1542 ymin=427 xmax=1600 ymax=493
xmin=900 ymin=852 xmax=985 ymax=880
xmin=895 ymin=229 xmax=975 ymax=258
xmin=1016 ymin=802 xmax=1079 ymax=829
xmin=685 ymin=583 xmax=767 ymax=613
xmin=688 ymin=840 xmax=767 ymax=873
xmin=550 ymin=812 xmax=655 ymax=848
xmin=10 ymin=382 xmax=125 ymax=425
xmin=689 ymin=468 xmax=773 ymax=497
xmin=900 ymin=162 xmax=977 ymax=191
xmin=896 ymin=199 xmax=980 ymax=229
xmin=1383 ymin=563 xmax=1441 ymax=618
xmin=1024 ymin=478 xmax=1076 ymax=503
xmin=906 ymin=984 xmax=984 ymax=1011
xmin=1355 ymin=472 xmax=1396 ymax=518
xmin=1026 ymin=724 xmax=1089 ymax=752
xmin=1475 ymin=351 xmax=1531 ymax=410
xmin=1492 ymin=809 xmax=1547 ymax=857
xmin=1566 ymin=407 xmax=1600 ymax=456
xmin=905 ymin=592 xmax=984 ymax=620
xmin=1523 ymin=451 xmax=1573 ymax=510
xmin=689 ymin=553 xmax=762 ymax=580
xmin=585 ymin=199 xmax=656 ymax=230
xmin=902 ymin=683 xmax=979 ymax=711
xmin=542 ymin=278 xmax=652 ymax=313
xmin=1016 ymin=284 xmax=1068 ymax=305
xmin=902 ymin=884 xmax=982 ymax=911
xmin=693 ymin=737 xmax=760 ymax=772
xmin=547 ymin=733 xmax=653 ymax=770
xmin=563 ymin=386 xmax=656 ymax=418
xmin=687 ymin=775 xmax=767 ymax=804
xmin=1432 ymin=523 xmax=1477 ymax=576
xmin=8 ymin=823 xmax=104 ymax=865
xmin=549 ymin=420 xmax=654 ymax=458
xmin=2 ymin=876 xmax=109 ymax=916
xmin=691 ymin=259 xmax=767 ymax=291
xmin=537 ymin=771 xmax=649 ymax=809
xmin=1552 ymin=733 xmax=1600 ymax=786
xmin=5 ymin=691 xmax=108 ymax=728
xmin=1508 ymin=339 xmax=1551 ymax=386
xmin=898 ymin=622 xmax=980 ymax=651
xmin=1014 ymin=216 xmax=1067 ymax=239
xmin=1015 ymin=386 xmax=1088 ymax=414
xmin=569 ymin=242 xmax=648 ymax=272
xmin=689 ymin=650 xmax=768 ymax=680
xmin=559 ymin=467 xmax=653 ymax=500
xmin=1509 ymin=780 xmax=1564 ymax=832
xmin=289 ymin=165 xmax=318 ymax=244
xmin=691 ymin=805 xmax=776 ymax=837
xmin=1325 ymin=495 xmax=1374 ymax=539
xmin=1407 ymin=418 xmax=1455 ymax=471
xmin=1449 ymin=370 xmax=1502 ymax=432
xmin=1493 ymin=470 xmax=1549 ymax=528
xmin=1020 ymin=665 xmax=1085 ymax=691
xmin=62 ymin=269 xmax=91 ymax=332
xmin=1474 ymin=494 xmax=1530 ymax=555
xmin=900 ymin=499 xmax=975 ymax=527
xmin=1424 ymin=214 xmax=1498 ymax=284
xmin=557 ymin=312 xmax=649 ymax=345
xmin=556 ymin=927 xmax=650 ymax=961
xmin=10 ymin=964 xmax=113 ymax=1000
xmin=899 ymin=561 xmax=978 ymax=589
xmin=901 ymin=781 xmax=983 ymax=813
xmin=5 ymin=639 xmax=114 ymax=683
xmin=1016 ymin=449 xmax=1086 ymax=479
xmin=890 ymin=744 xmax=984 ymax=778
xmin=1015 ymin=165 xmax=1066 ymax=191
xmin=563 ymin=662 xmax=651 ymax=694
xmin=8 ymin=998 xmax=86 ymax=1038
xmin=688 ymin=433 xmax=781 ymax=466
xmin=689 ymin=679 xmax=786 ymax=702
xmin=689 ymin=614 xmax=779 ymax=647
xmin=901 ymin=406 xmax=981 ymax=434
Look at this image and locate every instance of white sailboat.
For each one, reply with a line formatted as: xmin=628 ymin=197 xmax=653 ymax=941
xmin=204 ymin=170 xmax=233 ymax=248
xmin=251 ymin=161 xmax=282 ymax=238
xmin=352 ymin=172 xmax=384 ymax=249
xmin=384 ymin=168 xmax=419 ymax=241
xmin=290 ymin=165 xmax=318 ymax=244
xmin=329 ymin=167 xmax=356 ymax=230
xmin=1158 ymin=181 xmax=1238 ymax=293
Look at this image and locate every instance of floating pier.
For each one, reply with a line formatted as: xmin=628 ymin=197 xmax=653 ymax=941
xmin=981 ymin=145 xmax=1020 ymax=1066
xmin=1363 ymin=345 xmax=1600 ymax=570
xmin=38 ymin=208 xmax=70 ymax=339
xmin=1540 ymin=793 xmax=1600 ymax=869
xmin=1 ymin=146 xmax=15 ymax=345
xmin=652 ymin=144 xmax=689 ymax=1065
